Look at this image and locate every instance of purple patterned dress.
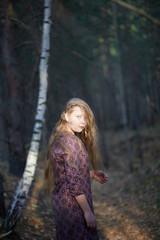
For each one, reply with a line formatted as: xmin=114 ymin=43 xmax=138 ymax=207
xmin=51 ymin=132 xmax=99 ymax=240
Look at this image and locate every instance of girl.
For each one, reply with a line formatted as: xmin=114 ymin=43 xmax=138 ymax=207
xmin=44 ymin=98 xmax=108 ymax=240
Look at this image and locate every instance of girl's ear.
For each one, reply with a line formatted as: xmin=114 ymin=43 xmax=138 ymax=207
xmin=65 ymin=112 xmax=69 ymax=121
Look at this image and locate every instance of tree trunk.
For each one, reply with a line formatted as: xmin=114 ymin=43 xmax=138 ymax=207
xmin=105 ymin=37 xmax=120 ymax=128
xmin=112 ymin=2 xmax=133 ymax=172
xmin=0 ymin=172 xmax=6 ymax=218
xmin=1 ymin=0 xmax=52 ymax=233
xmin=1 ymin=0 xmax=25 ymax=176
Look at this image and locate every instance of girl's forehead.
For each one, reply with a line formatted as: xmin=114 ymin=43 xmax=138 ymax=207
xmin=71 ymin=106 xmax=86 ymax=115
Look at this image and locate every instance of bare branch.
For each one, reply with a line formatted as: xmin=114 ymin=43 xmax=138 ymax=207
xmin=112 ymin=0 xmax=160 ymax=26
xmin=15 ymin=41 xmax=35 ymax=49
xmin=68 ymin=49 xmax=90 ymax=63
xmin=0 ymin=230 xmax=13 ymax=239
xmin=10 ymin=17 xmax=31 ymax=30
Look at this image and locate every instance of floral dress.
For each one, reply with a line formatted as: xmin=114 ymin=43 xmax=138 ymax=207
xmin=51 ymin=132 xmax=99 ymax=240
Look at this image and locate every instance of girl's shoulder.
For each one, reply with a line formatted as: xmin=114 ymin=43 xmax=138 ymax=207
xmin=54 ymin=131 xmax=80 ymax=148
xmin=51 ymin=132 xmax=75 ymax=157
xmin=52 ymin=131 xmax=86 ymax=158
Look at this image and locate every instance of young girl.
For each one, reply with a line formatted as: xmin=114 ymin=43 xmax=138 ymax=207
xmin=44 ymin=98 xmax=108 ymax=240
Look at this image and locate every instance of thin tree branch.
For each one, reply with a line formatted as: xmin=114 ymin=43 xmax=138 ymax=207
xmin=15 ymin=41 xmax=35 ymax=49
xmin=69 ymin=50 xmax=90 ymax=62
xmin=10 ymin=17 xmax=31 ymax=30
xmin=62 ymin=48 xmax=90 ymax=62
xmin=0 ymin=230 xmax=13 ymax=239
xmin=112 ymin=0 xmax=160 ymax=26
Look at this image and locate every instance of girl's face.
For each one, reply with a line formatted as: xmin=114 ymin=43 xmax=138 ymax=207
xmin=65 ymin=106 xmax=87 ymax=134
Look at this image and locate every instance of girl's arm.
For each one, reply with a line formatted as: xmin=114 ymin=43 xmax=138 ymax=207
xmin=90 ymin=170 xmax=95 ymax=178
xmin=75 ymin=194 xmax=96 ymax=228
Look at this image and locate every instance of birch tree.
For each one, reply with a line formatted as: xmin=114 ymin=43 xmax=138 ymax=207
xmin=1 ymin=0 xmax=52 ymax=237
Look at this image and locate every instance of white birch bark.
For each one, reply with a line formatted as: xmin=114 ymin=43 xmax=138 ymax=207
xmin=2 ymin=0 xmax=52 ymax=232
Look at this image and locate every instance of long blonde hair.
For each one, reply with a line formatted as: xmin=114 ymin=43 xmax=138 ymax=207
xmin=44 ymin=98 xmax=101 ymax=192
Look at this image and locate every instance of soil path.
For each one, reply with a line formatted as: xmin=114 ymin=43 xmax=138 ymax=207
xmin=92 ymin=168 xmax=159 ymax=240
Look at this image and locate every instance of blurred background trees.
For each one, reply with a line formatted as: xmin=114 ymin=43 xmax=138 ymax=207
xmin=0 ymin=0 xmax=160 ymax=173
xmin=0 ymin=1 xmax=160 ymax=238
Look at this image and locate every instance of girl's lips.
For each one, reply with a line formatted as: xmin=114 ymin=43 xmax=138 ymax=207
xmin=79 ymin=126 xmax=85 ymax=129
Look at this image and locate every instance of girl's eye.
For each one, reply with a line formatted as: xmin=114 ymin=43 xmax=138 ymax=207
xmin=77 ymin=116 xmax=80 ymax=118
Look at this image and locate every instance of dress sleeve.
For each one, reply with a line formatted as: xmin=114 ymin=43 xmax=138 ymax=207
xmin=59 ymin=134 xmax=86 ymax=197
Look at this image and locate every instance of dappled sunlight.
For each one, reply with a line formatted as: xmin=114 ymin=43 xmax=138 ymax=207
xmin=25 ymin=182 xmax=45 ymax=230
xmin=7 ymin=166 xmax=56 ymax=240
xmin=92 ymin=176 xmax=158 ymax=240
xmin=17 ymin=168 xmax=56 ymax=239
xmin=94 ymin=201 xmax=150 ymax=240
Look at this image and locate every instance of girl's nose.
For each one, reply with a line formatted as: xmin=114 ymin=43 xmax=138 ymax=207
xmin=81 ymin=118 xmax=86 ymax=125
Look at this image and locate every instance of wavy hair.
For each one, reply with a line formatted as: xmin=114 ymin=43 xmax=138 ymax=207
xmin=43 ymin=98 xmax=101 ymax=193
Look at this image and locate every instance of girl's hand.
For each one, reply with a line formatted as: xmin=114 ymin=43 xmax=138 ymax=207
xmin=84 ymin=211 xmax=97 ymax=228
xmin=93 ymin=170 xmax=108 ymax=184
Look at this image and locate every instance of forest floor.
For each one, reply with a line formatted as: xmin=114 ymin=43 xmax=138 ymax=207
xmin=0 ymin=125 xmax=160 ymax=240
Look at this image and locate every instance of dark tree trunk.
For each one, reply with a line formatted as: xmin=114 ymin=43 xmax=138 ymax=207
xmin=106 ymin=37 xmax=120 ymax=128
xmin=1 ymin=0 xmax=25 ymax=176
xmin=0 ymin=172 xmax=6 ymax=218
xmin=112 ymin=2 xmax=133 ymax=172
